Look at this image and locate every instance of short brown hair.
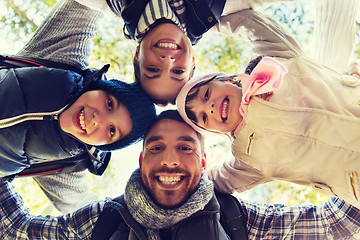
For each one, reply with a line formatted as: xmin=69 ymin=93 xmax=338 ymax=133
xmin=143 ymin=110 xmax=205 ymax=152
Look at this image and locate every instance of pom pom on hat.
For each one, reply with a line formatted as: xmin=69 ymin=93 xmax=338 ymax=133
xmin=89 ymin=79 xmax=156 ymax=151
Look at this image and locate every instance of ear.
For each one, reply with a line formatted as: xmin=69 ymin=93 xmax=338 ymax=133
xmin=200 ymin=153 xmax=207 ymax=174
xmin=139 ymin=151 xmax=143 ymax=167
xmin=134 ymin=45 xmax=140 ymax=62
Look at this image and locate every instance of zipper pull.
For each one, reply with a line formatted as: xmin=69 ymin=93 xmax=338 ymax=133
xmin=43 ymin=114 xmax=58 ymax=121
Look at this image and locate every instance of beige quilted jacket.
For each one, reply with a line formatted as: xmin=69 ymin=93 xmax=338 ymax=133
xmin=208 ymin=8 xmax=360 ymax=208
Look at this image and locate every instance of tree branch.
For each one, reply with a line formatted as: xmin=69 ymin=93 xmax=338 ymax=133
xmin=4 ymin=0 xmax=38 ymax=29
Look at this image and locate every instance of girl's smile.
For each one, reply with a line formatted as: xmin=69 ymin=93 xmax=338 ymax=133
xmin=78 ymin=108 xmax=86 ymax=132
xmin=73 ymin=108 xmax=86 ymax=133
xmin=220 ymin=97 xmax=229 ymax=121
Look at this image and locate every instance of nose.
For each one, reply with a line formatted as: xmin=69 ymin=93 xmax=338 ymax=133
xmin=159 ymin=55 xmax=175 ymax=64
xmin=92 ymin=112 xmax=106 ymax=128
xmin=206 ymin=102 xmax=215 ymax=116
xmin=160 ymin=148 xmax=180 ymax=167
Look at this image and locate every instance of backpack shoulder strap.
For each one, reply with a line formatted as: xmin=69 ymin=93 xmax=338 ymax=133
xmin=0 ymin=54 xmax=86 ymax=76
xmin=215 ymin=191 xmax=249 ymax=240
xmin=91 ymin=195 xmax=127 ymax=240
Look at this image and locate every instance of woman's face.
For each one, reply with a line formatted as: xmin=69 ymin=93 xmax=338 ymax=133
xmin=135 ymin=23 xmax=195 ymax=103
xmin=59 ymin=90 xmax=133 ymax=146
xmin=187 ymin=81 xmax=243 ymax=133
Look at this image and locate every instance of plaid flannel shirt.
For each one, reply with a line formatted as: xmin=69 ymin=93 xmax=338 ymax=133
xmin=1 ymin=181 xmax=360 ymax=239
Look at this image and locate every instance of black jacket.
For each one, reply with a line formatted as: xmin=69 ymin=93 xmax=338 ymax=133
xmin=0 ymin=66 xmax=110 ymax=177
xmin=91 ymin=193 xmax=249 ymax=240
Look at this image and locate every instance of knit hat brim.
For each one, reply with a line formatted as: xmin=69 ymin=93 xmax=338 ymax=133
xmin=176 ymin=72 xmax=230 ymax=133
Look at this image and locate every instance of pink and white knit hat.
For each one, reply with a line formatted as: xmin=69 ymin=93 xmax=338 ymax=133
xmin=176 ymin=72 xmax=233 ymax=133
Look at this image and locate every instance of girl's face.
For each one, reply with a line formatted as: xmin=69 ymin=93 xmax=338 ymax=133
xmin=187 ymin=81 xmax=243 ymax=133
xmin=59 ymin=90 xmax=133 ymax=146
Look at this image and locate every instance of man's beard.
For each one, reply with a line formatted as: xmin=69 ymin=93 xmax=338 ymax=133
xmin=141 ymin=167 xmax=200 ymax=209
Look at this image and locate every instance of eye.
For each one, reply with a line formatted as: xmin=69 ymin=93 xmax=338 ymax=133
xmin=146 ymin=67 xmax=160 ymax=73
xmin=172 ymin=69 xmax=184 ymax=75
xmin=202 ymin=113 xmax=207 ymax=125
xmin=178 ymin=145 xmax=194 ymax=154
xmin=149 ymin=145 xmax=165 ymax=153
xmin=204 ymin=88 xmax=210 ymax=101
xmin=107 ymin=97 xmax=114 ymax=111
xmin=109 ymin=125 xmax=116 ymax=138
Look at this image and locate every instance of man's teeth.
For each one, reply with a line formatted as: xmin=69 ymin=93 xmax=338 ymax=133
xmin=158 ymin=176 xmax=181 ymax=185
xmin=79 ymin=109 xmax=86 ymax=131
xmin=222 ymin=100 xmax=229 ymax=119
xmin=157 ymin=42 xmax=178 ymax=49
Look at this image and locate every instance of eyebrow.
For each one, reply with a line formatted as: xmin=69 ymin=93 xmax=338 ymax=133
xmin=195 ymin=112 xmax=201 ymax=124
xmin=188 ymin=100 xmax=201 ymax=124
xmin=144 ymin=74 xmax=184 ymax=82
xmin=178 ymin=136 xmax=197 ymax=144
xmin=144 ymin=73 xmax=160 ymax=80
xmin=145 ymin=135 xmax=196 ymax=146
xmin=195 ymin=86 xmax=209 ymax=124
xmin=113 ymin=97 xmax=123 ymax=139
xmin=172 ymin=76 xmax=185 ymax=82
xmin=145 ymin=136 xmax=163 ymax=146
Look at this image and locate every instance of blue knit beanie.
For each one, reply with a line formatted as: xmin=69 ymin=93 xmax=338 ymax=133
xmin=88 ymin=79 xmax=156 ymax=151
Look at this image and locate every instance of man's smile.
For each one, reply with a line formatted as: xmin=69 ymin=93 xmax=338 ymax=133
xmin=155 ymin=173 xmax=185 ymax=190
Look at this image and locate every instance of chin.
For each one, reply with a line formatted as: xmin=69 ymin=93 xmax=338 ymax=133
xmin=154 ymin=193 xmax=185 ymax=209
xmin=157 ymin=200 xmax=183 ymax=209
